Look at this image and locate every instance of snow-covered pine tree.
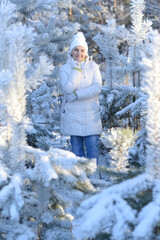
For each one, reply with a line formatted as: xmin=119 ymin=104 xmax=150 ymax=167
xmin=5 ymin=0 xmax=58 ymax=24
xmin=95 ymin=0 xmax=152 ymax=167
xmin=31 ymin=7 xmax=79 ymax=66
xmin=94 ymin=18 xmax=129 ymax=90
xmin=114 ymin=0 xmax=151 ymax=130
xmin=75 ymin=29 xmax=160 ymax=240
xmin=106 ymin=127 xmax=135 ymax=172
xmin=95 ymin=0 xmax=151 ymax=128
xmin=0 ymin=2 xmax=96 ymax=239
xmin=128 ymin=0 xmax=152 ymax=88
xmin=122 ymin=0 xmax=152 ymax=165
xmin=94 ymin=19 xmax=132 ymax=132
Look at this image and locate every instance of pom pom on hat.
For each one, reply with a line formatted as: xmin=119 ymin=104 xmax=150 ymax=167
xmin=69 ymin=32 xmax=88 ymax=54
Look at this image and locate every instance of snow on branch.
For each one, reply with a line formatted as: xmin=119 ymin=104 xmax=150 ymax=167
xmin=130 ymin=0 xmax=152 ymax=38
xmin=24 ymin=145 xmax=58 ymax=186
xmin=115 ymin=96 xmax=147 ymax=118
xmin=0 ymin=174 xmax=24 ymax=221
xmin=26 ymin=55 xmax=53 ymax=91
xmin=77 ymin=173 xmax=153 ymax=239
xmin=94 ymin=19 xmax=129 ymax=89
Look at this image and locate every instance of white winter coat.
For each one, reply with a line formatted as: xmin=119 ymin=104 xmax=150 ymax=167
xmin=59 ymin=56 xmax=102 ymax=136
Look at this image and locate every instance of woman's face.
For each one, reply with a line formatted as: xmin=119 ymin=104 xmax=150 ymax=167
xmin=71 ymin=46 xmax=87 ymax=62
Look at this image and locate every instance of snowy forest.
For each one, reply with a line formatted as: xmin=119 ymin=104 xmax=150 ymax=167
xmin=0 ymin=0 xmax=160 ymax=239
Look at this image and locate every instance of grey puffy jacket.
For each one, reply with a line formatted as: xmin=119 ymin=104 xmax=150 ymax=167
xmin=59 ymin=56 xmax=102 ymax=136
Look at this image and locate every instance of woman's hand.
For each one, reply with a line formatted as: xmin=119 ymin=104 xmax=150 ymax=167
xmin=66 ymin=92 xmax=78 ymax=102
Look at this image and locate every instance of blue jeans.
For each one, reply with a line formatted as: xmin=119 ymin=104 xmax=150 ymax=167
xmin=70 ymin=135 xmax=99 ymax=164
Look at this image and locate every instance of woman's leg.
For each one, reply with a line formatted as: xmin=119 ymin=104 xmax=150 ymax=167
xmin=70 ymin=136 xmax=85 ymax=157
xmin=84 ymin=135 xmax=99 ymax=159
xmin=84 ymin=135 xmax=99 ymax=164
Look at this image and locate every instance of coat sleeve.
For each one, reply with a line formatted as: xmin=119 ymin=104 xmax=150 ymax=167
xmin=59 ymin=65 xmax=82 ymax=94
xmin=76 ymin=63 xmax=102 ymax=100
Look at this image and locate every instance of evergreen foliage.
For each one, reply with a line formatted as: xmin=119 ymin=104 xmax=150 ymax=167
xmin=95 ymin=0 xmax=152 ymax=166
xmin=94 ymin=19 xmax=129 ymax=89
xmin=0 ymin=2 xmax=96 ymax=239
xmin=6 ymin=0 xmax=58 ymax=24
xmin=145 ymin=0 xmax=160 ymax=28
xmin=106 ymin=127 xmax=135 ymax=171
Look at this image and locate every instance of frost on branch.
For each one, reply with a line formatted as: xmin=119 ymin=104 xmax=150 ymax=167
xmin=94 ymin=19 xmax=129 ymax=90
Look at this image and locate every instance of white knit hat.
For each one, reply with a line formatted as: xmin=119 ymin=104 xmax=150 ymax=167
xmin=69 ymin=32 xmax=88 ymax=54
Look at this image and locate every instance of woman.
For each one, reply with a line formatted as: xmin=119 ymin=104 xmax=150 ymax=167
xmin=59 ymin=32 xmax=102 ymax=163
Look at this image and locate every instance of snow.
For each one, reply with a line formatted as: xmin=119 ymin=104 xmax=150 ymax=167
xmin=0 ymin=0 xmax=160 ymax=239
